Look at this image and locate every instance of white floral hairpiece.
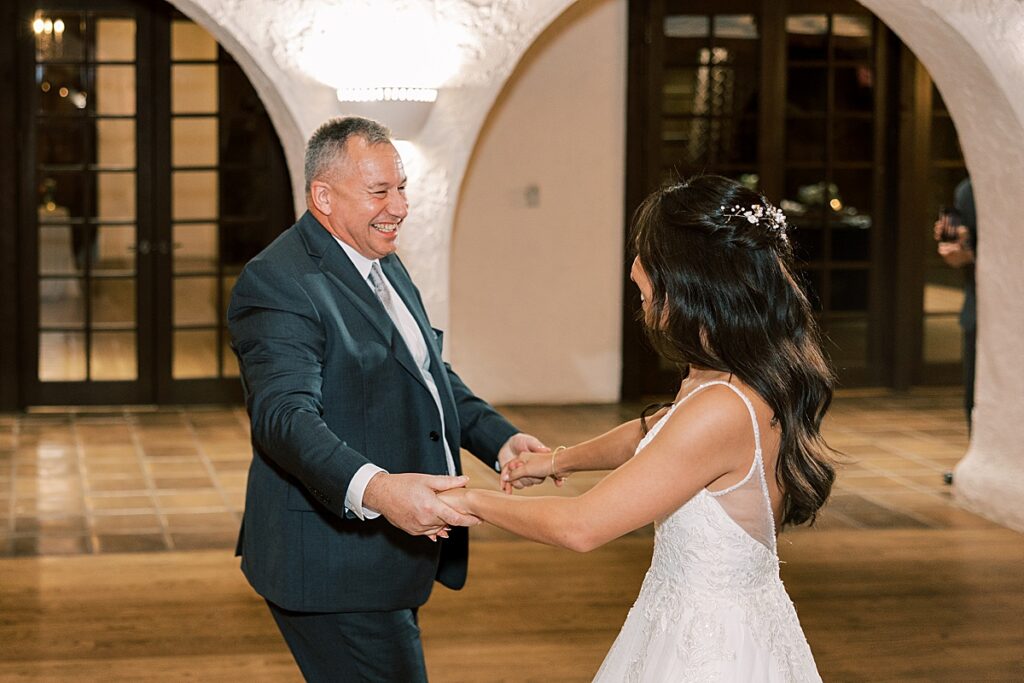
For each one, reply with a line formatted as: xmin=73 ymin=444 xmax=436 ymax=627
xmin=721 ymin=201 xmax=789 ymax=241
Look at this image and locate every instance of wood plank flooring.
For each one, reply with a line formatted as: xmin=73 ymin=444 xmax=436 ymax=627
xmin=2 ymin=389 xmax=1022 ymax=680
xmin=1 ymin=528 xmax=1021 ymax=681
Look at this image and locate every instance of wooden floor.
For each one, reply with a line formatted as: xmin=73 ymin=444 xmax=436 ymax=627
xmin=2 ymin=389 xmax=1023 ymax=680
xmin=1 ymin=528 xmax=1021 ymax=681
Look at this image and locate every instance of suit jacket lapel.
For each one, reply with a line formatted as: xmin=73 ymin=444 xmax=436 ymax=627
xmin=296 ymin=213 xmax=429 ymax=393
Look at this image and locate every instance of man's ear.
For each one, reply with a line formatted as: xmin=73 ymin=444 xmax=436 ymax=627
xmin=310 ymin=180 xmax=332 ymax=215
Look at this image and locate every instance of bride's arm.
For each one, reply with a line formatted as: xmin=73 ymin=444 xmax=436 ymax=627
xmin=501 ymin=409 xmax=671 ymax=487
xmin=448 ymin=387 xmax=753 ymax=552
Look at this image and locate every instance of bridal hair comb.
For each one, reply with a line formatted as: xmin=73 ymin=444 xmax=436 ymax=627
xmin=721 ymin=201 xmax=789 ymax=241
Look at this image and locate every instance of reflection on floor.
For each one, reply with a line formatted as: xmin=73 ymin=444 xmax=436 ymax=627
xmin=1 ymin=388 xmax=1022 ymax=681
xmin=0 ymin=387 xmax=994 ymax=557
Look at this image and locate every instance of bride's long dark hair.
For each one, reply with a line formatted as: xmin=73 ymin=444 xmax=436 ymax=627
xmin=632 ymin=175 xmax=836 ymax=527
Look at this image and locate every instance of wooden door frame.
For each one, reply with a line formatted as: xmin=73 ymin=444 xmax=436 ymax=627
xmin=0 ymin=0 xmax=21 ymax=410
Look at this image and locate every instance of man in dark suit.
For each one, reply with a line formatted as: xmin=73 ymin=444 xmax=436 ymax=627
xmin=227 ymin=117 xmax=547 ymax=681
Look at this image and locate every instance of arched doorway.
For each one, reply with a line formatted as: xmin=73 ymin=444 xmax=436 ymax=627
xmin=6 ymin=0 xmax=293 ymax=406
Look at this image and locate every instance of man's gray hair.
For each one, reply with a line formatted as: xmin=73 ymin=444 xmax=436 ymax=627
xmin=304 ymin=117 xmax=392 ymax=193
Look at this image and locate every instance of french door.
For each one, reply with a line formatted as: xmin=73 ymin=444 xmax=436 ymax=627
xmin=622 ymin=0 xmax=965 ymax=396
xmin=16 ymin=0 xmax=292 ymax=405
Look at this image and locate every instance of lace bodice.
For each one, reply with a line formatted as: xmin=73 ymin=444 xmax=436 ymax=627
xmin=593 ymin=381 xmax=821 ymax=682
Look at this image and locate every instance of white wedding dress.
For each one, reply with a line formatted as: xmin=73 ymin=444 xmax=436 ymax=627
xmin=593 ymin=381 xmax=822 ymax=682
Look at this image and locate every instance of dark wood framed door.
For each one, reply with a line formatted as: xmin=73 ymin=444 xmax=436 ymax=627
xmin=13 ymin=0 xmax=292 ymax=406
xmin=622 ymin=0 xmax=964 ymax=398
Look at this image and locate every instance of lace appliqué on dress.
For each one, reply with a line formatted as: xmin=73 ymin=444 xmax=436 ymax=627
xmin=593 ymin=381 xmax=821 ymax=683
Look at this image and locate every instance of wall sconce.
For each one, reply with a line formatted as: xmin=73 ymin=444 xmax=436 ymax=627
xmin=336 ymin=87 xmax=439 ymax=140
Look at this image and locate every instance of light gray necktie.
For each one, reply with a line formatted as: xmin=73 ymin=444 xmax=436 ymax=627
xmin=368 ymin=262 xmax=401 ymax=327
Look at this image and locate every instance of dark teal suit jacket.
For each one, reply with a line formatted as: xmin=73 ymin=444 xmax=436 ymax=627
xmin=227 ymin=211 xmax=517 ymax=612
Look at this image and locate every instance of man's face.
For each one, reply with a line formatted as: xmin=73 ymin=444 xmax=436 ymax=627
xmin=316 ymin=137 xmax=408 ymax=260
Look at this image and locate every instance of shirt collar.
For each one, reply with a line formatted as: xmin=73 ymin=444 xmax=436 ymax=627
xmin=331 ymin=235 xmax=377 ymax=281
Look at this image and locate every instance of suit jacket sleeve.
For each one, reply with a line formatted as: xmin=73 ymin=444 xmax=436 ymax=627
xmin=228 ymin=258 xmax=369 ymax=518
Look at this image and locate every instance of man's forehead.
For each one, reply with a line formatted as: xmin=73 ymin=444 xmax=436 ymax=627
xmin=347 ymin=143 xmax=405 ymax=182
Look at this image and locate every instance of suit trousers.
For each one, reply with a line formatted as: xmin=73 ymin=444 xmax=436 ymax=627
xmin=266 ymin=600 xmax=428 ymax=682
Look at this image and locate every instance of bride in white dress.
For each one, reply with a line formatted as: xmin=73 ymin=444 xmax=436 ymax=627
xmin=440 ymin=175 xmax=836 ymax=682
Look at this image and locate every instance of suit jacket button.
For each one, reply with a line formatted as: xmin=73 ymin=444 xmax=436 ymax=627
xmin=429 ymin=431 xmax=440 ymax=442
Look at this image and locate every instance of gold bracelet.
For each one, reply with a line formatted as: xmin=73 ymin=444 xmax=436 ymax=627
xmin=551 ymin=445 xmax=567 ymax=479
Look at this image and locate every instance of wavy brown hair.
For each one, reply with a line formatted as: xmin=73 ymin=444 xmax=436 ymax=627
xmin=632 ymin=175 xmax=836 ymax=527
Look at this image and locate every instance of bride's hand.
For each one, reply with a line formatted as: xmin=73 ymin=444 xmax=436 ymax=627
xmin=501 ymin=450 xmax=566 ymax=492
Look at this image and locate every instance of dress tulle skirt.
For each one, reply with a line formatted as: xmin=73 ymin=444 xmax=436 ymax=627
xmin=593 ymin=598 xmax=821 ymax=683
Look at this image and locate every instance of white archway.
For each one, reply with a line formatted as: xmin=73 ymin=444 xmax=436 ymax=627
xmin=858 ymin=0 xmax=1024 ymax=530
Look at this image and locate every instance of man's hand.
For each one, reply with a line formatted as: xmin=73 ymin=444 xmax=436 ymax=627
xmin=362 ymin=472 xmax=479 ymax=540
xmin=496 ymin=433 xmax=549 ymax=494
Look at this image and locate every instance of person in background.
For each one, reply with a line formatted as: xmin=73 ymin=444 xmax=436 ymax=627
xmin=934 ymin=178 xmax=976 ymax=430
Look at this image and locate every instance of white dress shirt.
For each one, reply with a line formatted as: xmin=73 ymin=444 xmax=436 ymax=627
xmin=332 ymin=237 xmax=456 ymax=520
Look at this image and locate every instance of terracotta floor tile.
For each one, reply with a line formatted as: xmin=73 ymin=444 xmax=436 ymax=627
xmin=210 ymin=460 xmax=250 ymax=474
xmin=153 ymin=476 xmax=214 ymax=490
xmin=0 ymin=392 xmax=988 ymax=557
xmin=170 ymin=530 xmax=238 ymax=550
xmin=12 ymin=535 xmax=91 ymax=556
xmin=92 ymin=513 xmax=162 ymax=532
xmin=14 ymin=515 xmax=87 ymax=534
xmin=163 ymin=511 xmax=237 ymax=531
xmin=14 ymin=496 xmax=84 ymax=515
xmin=156 ymin=490 xmax=224 ymax=509
xmin=95 ymin=533 xmax=168 ymax=553
xmin=84 ymin=461 xmax=144 ymax=476
xmin=81 ymin=445 xmax=139 ymax=460
xmin=146 ymin=460 xmax=208 ymax=476
xmin=143 ymin=445 xmax=201 ymax=458
xmin=88 ymin=477 xmax=150 ymax=492
xmin=214 ymin=471 xmax=248 ymax=488
xmin=204 ymin=447 xmax=252 ymax=462
xmin=89 ymin=495 xmax=155 ymax=511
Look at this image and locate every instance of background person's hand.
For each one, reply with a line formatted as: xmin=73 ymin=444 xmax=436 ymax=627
xmin=937 ymin=226 xmax=975 ymax=268
xmin=496 ymin=433 xmax=549 ymax=493
xmin=362 ymin=472 xmax=479 ymax=540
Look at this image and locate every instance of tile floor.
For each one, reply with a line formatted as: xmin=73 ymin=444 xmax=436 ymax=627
xmin=0 ymin=387 xmax=994 ymax=557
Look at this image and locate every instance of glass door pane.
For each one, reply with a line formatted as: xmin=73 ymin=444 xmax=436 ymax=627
xmin=33 ymin=9 xmax=140 ymax=387
xmin=782 ymin=11 xmax=877 ymax=376
xmin=170 ymin=17 xmax=220 ymax=380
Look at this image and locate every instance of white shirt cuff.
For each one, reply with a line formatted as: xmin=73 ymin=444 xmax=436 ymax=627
xmin=345 ymin=463 xmax=388 ymax=520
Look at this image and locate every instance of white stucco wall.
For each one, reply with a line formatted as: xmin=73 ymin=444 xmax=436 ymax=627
xmin=449 ymin=0 xmax=626 ymax=403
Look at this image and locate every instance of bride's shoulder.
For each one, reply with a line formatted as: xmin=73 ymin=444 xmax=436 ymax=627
xmin=660 ymin=382 xmax=762 ymax=445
